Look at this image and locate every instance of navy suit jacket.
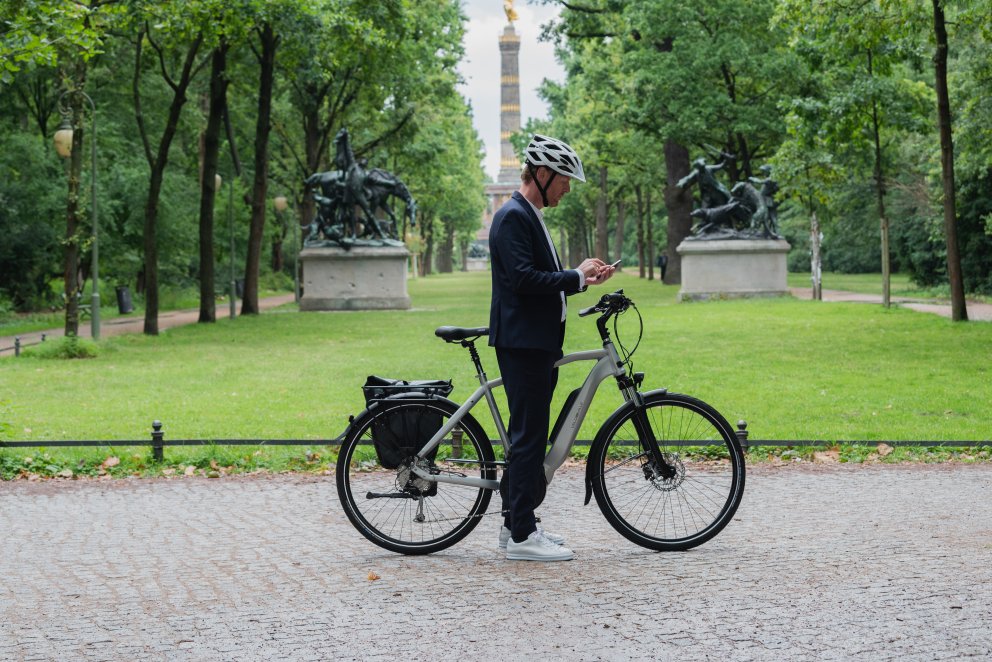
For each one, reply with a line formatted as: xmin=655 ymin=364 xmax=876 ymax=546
xmin=488 ymin=191 xmax=583 ymax=352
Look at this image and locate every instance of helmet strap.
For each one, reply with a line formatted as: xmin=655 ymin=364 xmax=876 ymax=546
xmin=529 ymin=163 xmax=556 ymax=208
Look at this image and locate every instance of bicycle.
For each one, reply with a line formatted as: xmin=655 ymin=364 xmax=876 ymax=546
xmin=336 ymin=289 xmax=746 ymax=555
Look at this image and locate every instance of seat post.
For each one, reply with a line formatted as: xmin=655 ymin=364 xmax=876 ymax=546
xmin=462 ymin=340 xmax=487 ymax=380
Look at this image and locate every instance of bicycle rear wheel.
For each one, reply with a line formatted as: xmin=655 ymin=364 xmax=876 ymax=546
xmin=336 ymin=398 xmax=496 ymax=555
xmin=589 ymin=391 xmax=745 ymax=551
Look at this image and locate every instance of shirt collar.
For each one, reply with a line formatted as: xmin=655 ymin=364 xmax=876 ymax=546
xmin=522 ymin=194 xmax=544 ymax=223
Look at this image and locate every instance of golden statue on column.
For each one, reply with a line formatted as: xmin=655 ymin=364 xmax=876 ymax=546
xmin=504 ymin=0 xmax=518 ymax=23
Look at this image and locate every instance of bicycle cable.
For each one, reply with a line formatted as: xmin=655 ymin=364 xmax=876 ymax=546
xmin=613 ymin=301 xmax=643 ymax=374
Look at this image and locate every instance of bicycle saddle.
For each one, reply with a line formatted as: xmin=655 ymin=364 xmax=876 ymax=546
xmin=434 ymin=326 xmax=489 ymax=341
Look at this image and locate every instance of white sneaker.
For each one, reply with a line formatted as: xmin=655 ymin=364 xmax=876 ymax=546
xmin=498 ymin=525 xmax=565 ymax=550
xmin=505 ymin=530 xmax=574 ymax=562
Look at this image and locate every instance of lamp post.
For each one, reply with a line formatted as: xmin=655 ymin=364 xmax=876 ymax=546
xmin=54 ymin=90 xmax=99 ymax=339
xmin=274 ymin=195 xmax=299 ymax=302
xmin=225 ymin=175 xmax=236 ymax=320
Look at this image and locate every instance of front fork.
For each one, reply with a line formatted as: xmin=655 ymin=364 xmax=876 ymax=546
xmin=618 ymin=375 xmax=677 ymax=481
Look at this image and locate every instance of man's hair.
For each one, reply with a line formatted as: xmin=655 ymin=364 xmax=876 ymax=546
xmin=521 ymin=163 xmax=547 ymax=183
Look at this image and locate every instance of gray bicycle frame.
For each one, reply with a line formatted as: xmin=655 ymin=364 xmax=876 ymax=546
xmin=409 ymin=339 xmax=629 ymax=491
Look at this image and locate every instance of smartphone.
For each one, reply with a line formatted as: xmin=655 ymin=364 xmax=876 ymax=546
xmin=610 ymin=259 xmax=622 ymax=268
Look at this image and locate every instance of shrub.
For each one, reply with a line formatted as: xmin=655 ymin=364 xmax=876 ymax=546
xmin=22 ymin=336 xmax=99 ymax=360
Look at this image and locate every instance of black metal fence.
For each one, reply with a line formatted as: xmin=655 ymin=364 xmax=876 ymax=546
xmin=0 ymin=334 xmax=49 ymax=357
xmin=0 ymin=420 xmax=988 ymax=462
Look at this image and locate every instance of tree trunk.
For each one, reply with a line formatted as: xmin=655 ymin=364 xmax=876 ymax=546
xmin=301 ymin=101 xmax=321 ymax=233
xmin=62 ymin=90 xmax=86 ymax=337
xmin=866 ymin=51 xmax=891 ymax=308
xmin=635 ymin=185 xmax=645 ymax=278
xmin=558 ymin=227 xmax=568 ymax=269
xmin=810 ymin=207 xmax=822 ymax=301
xmin=595 ymin=166 xmax=609 ymax=259
xmin=421 ymin=217 xmax=434 ymax=276
xmin=662 ymin=140 xmax=692 ymax=284
xmin=568 ymin=219 xmax=587 ymax=266
xmin=647 ymin=188 xmax=655 ymax=281
xmin=932 ymin=0 xmax=967 ymax=321
xmin=613 ymin=198 xmax=626 ymax=269
xmin=459 ymin=238 xmax=469 ymax=271
xmin=438 ymin=222 xmax=454 ymax=273
xmin=135 ymin=31 xmax=204 ymax=335
xmin=243 ymin=23 xmax=278 ymax=315
xmin=198 ymin=42 xmax=229 ymax=323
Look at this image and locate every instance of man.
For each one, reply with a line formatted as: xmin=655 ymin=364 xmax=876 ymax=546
xmin=488 ymin=134 xmax=615 ymax=562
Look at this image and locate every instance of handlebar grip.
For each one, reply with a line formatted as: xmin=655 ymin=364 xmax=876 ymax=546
xmin=578 ymin=305 xmax=598 ymax=317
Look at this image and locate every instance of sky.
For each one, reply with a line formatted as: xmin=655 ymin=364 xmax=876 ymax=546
xmin=456 ymin=0 xmax=565 ymax=181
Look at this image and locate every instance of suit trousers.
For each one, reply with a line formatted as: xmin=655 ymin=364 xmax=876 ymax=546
xmin=496 ymin=345 xmax=562 ymax=543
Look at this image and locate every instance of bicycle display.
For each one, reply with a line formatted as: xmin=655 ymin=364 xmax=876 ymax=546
xmin=336 ymin=289 xmax=746 ymax=555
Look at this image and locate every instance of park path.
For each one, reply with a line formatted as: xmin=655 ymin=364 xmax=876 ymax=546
xmin=0 ymin=294 xmax=295 ymax=357
xmin=1 ymin=464 xmax=990 ymax=660
xmin=790 ymin=287 xmax=992 ymax=321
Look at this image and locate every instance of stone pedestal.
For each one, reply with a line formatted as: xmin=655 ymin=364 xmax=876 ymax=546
xmin=300 ymin=245 xmax=411 ymax=310
xmin=676 ymin=239 xmax=791 ymax=301
xmin=465 ymin=257 xmax=489 ymax=272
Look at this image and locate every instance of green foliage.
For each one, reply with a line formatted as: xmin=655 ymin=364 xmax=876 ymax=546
xmin=21 ymin=335 xmax=99 ymax=359
xmin=0 ymin=129 xmax=65 ymax=310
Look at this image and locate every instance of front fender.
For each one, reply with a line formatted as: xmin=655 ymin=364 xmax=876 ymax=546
xmin=583 ymin=389 xmax=670 ymax=505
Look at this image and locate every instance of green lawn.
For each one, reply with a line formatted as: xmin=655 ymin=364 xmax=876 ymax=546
xmin=2 ymin=270 xmax=990 ymax=477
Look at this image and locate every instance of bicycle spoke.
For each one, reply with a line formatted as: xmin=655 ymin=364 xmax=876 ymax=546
xmin=592 ymin=394 xmax=744 ymax=550
xmin=337 ymin=400 xmax=495 ymax=554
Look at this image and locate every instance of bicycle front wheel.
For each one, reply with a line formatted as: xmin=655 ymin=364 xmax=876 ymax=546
xmin=589 ymin=392 xmax=745 ymax=551
xmin=336 ymin=398 xmax=496 ymax=555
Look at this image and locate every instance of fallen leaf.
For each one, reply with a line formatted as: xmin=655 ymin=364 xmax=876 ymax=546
xmin=813 ymin=450 xmax=839 ymax=463
xmin=58 ymin=469 xmax=74 ymax=478
xmin=368 ymin=570 xmax=381 ymax=581
xmin=184 ymin=465 xmax=196 ymax=476
xmin=101 ymin=456 xmax=120 ymax=469
xmin=876 ymin=443 xmax=894 ymax=457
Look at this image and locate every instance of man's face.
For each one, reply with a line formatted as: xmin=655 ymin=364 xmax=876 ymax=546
xmin=539 ymin=168 xmax=571 ymax=207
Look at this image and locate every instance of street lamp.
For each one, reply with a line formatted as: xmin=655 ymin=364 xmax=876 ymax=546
xmin=274 ymin=195 xmax=299 ymax=302
xmin=222 ymin=174 xmax=236 ymax=320
xmin=54 ymin=90 xmax=100 ymax=339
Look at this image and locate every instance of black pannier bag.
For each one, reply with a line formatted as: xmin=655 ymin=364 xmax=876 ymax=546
xmin=362 ymin=376 xmax=454 ymax=469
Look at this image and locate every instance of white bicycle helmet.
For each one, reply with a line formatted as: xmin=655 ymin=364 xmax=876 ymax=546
xmin=525 ymin=134 xmax=586 ymax=183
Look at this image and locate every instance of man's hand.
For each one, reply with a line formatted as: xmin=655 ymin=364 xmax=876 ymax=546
xmin=576 ymin=258 xmax=615 ymax=286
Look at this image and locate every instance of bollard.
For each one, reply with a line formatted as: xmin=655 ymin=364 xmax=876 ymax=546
xmin=736 ymin=420 xmax=749 ymax=452
xmin=14 ymin=337 xmax=20 ymax=357
xmin=151 ymin=420 xmax=165 ymax=461
xmin=451 ymin=427 xmax=463 ymax=460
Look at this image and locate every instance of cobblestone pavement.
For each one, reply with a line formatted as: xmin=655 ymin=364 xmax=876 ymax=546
xmin=1 ymin=464 xmax=990 ymax=661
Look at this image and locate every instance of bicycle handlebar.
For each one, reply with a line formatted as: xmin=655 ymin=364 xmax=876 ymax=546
xmin=578 ymin=289 xmax=631 ymax=318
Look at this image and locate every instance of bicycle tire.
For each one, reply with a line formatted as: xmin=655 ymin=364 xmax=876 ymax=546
xmin=336 ymin=398 xmax=496 ymax=555
xmin=588 ymin=391 xmax=745 ymax=551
